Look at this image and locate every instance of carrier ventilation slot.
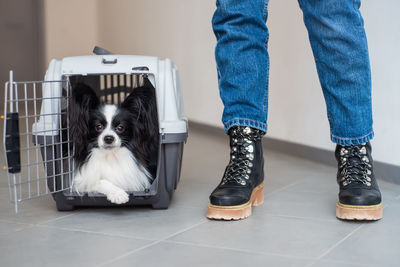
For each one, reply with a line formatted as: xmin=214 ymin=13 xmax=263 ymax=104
xmin=98 ymin=74 xmax=146 ymax=105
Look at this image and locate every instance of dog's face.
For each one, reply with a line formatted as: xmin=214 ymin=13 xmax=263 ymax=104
xmin=70 ymin=80 xmax=159 ymax=175
xmin=88 ymin=105 xmax=134 ymax=150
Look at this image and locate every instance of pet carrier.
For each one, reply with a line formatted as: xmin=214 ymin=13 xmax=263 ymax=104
xmin=3 ymin=47 xmax=187 ymax=212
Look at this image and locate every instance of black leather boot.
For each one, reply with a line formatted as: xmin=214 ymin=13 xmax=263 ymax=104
xmin=207 ymin=126 xmax=265 ymax=220
xmin=335 ymin=142 xmax=382 ymax=220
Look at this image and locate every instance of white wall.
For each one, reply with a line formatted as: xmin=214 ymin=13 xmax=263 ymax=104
xmin=43 ymin=0 xmax=400 ymax=166
xmin=362 ymin=0 xmax=400 ymax=166
xmin=267 ymin=0 xmax=400 ymax=167
xmin=43 ymin=0 xmax=98 ymax=65
xmin=96 ymin=0 xmax=221 ymax=129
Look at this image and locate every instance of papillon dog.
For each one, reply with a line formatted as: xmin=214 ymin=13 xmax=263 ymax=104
xmin=68 ymin=78 xmax=159 ymax=204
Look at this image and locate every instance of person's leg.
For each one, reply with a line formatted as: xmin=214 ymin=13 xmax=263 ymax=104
xmin=207 ymin=0 xmax=269 ymax=220
xmin=298 ymin=0 xmax=382 ymax=220
xmin=298 ymin=0 xmax=373 ymax=144
xmin=213 ymin=0 xmax=269 ymax=133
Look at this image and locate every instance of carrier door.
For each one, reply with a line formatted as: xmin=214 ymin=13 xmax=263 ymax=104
xmin=3 ymin=71 xmax=73 ymax=212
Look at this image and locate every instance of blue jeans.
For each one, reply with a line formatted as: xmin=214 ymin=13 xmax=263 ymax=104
xmin=212 ymin=0 xmax=373 ymax=145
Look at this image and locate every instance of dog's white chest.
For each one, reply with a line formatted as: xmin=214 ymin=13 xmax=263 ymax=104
xmin=73 ymin=147 xmax=151 ymax=193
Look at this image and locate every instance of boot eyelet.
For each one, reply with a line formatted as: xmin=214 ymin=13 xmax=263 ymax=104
xmin=336 ymin=144 xmax=380 ymax=205
xmin=222 ymin=127 xmax=262 ymax=187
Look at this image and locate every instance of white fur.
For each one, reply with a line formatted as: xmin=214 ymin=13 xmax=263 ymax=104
xmin=98 ymin=105 xmax=121 ymax=148
xmin=73 ymin=147 xmax=151 ymax=204
xmin=72 ymin=104 xmax=151 ymax=204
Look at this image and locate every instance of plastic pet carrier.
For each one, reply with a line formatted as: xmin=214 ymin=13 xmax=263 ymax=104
xmin=3 ymin=47 xmax=187 ymax=212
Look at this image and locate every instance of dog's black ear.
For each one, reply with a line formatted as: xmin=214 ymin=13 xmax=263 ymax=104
xmin=121 ymin=78 xmax=159 ymax=167
xmin=142 ymin=76 xmax=154 ymax=89
xmin=121 ymin=78 xmax=158 ymax=127
xmin=69 ymin=83 xmax=99 ymax=159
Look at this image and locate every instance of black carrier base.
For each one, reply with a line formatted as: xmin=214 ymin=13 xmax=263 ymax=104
xmin=37 ymin=134 xmax=186 ymax=211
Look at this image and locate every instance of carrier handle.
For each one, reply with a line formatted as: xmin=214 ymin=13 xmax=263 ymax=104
xmin=93 ymin=46 xmax=113 ymax=55
xmin=102 ymin=57 xmax=118 ymax=64
xmin=5 ymin=112 xmax=21 ymax=173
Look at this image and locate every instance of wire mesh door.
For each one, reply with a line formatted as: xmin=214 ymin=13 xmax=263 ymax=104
xmin=3 ymin=71 xmax=73 ymax=212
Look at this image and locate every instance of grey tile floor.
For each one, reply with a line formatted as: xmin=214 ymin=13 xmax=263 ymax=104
xmin=1 ymin=128 xmax=400 ymax=267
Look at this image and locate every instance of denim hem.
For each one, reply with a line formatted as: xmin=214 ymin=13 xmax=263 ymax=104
xmin=330 ymin=130 xmax=374 ymax=146
xmin=223 ymin=118 xmax=267 ymax=134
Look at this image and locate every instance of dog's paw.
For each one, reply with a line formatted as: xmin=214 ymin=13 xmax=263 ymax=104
xmin=107 ymin=190 xmax=129 ymax=204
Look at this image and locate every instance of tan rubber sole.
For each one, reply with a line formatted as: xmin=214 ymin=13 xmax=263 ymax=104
xmin=206 ymin=182 xmax=264 ymax=220
xmin=336 ymin=202 xmax=383 ymax=221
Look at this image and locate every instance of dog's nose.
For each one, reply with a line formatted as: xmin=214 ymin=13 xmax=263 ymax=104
xmin=104 ymin=135 xmax=115 ymax=144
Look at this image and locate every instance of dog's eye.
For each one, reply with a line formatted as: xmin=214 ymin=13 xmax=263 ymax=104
xmin=115 ymin=124 xmax=125 ymax=134
xmin=95 ymin=123 xmax=104 ymax=132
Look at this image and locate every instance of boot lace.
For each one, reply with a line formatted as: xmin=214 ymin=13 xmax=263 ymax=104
xmin=338 ymin=144 xmax=372 ymax=187
xmin=221 ymin=126 xmax=263 ymax=186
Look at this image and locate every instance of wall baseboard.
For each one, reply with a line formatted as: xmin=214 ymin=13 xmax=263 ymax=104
xmin=188 ymin=121 xmax=400 ymax=185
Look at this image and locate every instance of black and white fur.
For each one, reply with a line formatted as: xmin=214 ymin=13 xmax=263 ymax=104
xmin=68 ymin=79 xmax=159 ymax=204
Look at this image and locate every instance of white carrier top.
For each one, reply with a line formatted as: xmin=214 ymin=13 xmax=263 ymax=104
xmin=34 ymin=55 xmax=187 ymax=136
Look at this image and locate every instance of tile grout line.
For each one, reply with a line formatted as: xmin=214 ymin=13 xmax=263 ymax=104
xmin=257 ymin=212 xmax=342 ymax=224
xmin=0 ymin=220 xmax=36 ymax=235
xmin=0 ymin=211 xmax=81 ymax=227
xmin=95 ymin=219 xmax=208 ymax=267
xmin=35 ymin=224 xmax=156 ymax=242
xmin=264 ymin=179 xmax=310 ymax=197
xmin=306 ymin=224 xmax=364 ymax=267
xmin=162 ymin=239 xmax=316 ymax=262
xmin=36 ymin=211 xmax=82 ymax=225
xmin=308 ymin=258 xmax=375 ymax=267
xmin=0 ymin=218 xmax=35 ymax=226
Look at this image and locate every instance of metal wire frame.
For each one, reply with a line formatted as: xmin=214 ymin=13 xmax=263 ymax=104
xmin=3 ymin=71 xmax=73 ymax=212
